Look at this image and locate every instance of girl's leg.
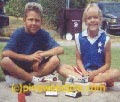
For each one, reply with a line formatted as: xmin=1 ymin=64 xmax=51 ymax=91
xmin=92 ymin=69 xmax=120 ymax=83
xmin=57 ymin=64 xmax=81 ymax=78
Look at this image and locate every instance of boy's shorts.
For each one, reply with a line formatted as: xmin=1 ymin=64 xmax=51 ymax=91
xmin=3 ymin=56 xmax=53 ymax=75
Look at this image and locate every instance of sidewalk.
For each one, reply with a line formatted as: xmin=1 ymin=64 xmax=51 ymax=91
xmin=0 ymin=81 xmax=120 ymax=102
xmin=0 ymin=36 xmax=120 ymax=47
xmin=57 ymin=40 xmax=120 ymax=47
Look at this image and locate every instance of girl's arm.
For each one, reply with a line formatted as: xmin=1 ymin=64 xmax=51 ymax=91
xmin=76 ymin=46 xmax=89 ymax=76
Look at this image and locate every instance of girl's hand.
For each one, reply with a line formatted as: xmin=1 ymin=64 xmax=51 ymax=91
xmin=82 ymin=70 xmax=89 ymax=76
xmin=88 ymin=71 xmax=97 ymax=81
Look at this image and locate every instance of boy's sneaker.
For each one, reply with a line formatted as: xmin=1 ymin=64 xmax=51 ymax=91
xmin=32 ymin=76 xmax=45 ymax=85
xmin=5 ymin=75 xmax=25 ymax=87
xmin=107 ymin=82 xmax=120 ymax=91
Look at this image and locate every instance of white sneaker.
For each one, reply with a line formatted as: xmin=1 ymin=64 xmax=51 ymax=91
xmin=107 ymin=82 xmax=120 ymax=91
xmin=32 ymin=76 xmax=44 ymax=85
xmin=5 ymin=75 xmax=25 ymax=87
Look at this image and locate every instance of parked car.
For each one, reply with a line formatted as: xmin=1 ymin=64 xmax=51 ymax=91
xmin=0 ymin=0 xmax=9 ymax=36
xmin=95 ymin=1 xmax=120 ymax=34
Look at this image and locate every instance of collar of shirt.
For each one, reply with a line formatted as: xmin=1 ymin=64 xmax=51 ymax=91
xmin=82 ymin=28 xmax=106 ymax=44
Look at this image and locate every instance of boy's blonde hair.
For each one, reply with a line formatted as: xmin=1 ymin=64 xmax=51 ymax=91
xmin=24 ymin=2 xmax=43 ymax=19
xmin=82 ymin=3 xmax=102 ymax=22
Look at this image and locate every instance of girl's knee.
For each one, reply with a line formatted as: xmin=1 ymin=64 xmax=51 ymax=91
xmin=108 ymin=69 xmax=120 ymax=77
xmin=113 ymin=69 xmax=120 ymax=74
xmin=111 ymin=69 xmax=120 ymax=78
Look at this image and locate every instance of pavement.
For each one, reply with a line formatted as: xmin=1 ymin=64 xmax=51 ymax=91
xmin=57 ymin=40 xmax=120 ymax=47
xmin=0 ymin=35 xmax=120 ymax=47
xmin=57 ymin=34 xmax=120 ymax=47
xmin=0 ymin=81 xmax=120 ymax=102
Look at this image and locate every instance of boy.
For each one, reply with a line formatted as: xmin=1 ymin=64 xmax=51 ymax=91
xmin=0 ymin=2 xmax=64 ymax=86
xmin=58 ymin=3 xmax=120 ymax=85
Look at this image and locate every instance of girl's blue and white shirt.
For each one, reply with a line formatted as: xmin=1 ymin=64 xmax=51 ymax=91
xmin=75 ymin=29 xmax=110 ymax=71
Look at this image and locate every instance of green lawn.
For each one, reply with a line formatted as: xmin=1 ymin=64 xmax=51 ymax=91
xmin=60 ymin=46 xmax=120 ymax=69
xmin=0 ymin=43 xmax=120 ymax=79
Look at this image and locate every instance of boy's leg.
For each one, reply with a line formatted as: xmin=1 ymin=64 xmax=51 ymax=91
xmin=32 ymin=55 xmax=60 ymax=77
xmin=57 ymin=64 xmax=81 ymax=78
xmin=92 ymin=69 xmax=120 ymax=83
xmin=0 ymin=57 xmax=33 ymax=82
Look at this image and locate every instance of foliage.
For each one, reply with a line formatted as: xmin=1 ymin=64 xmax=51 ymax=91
xmin=5 ymin=0 xmax=27 ymax=19
xmin=70 ymin=0 xmax=87 ymax=8
xmin=87 ymin=0 xmax=120 ymax=3
xmin=5 ymin=0 xmax=87 ymax=29
xmin=39 ymin=0 xmax=88 ymax=29
xmin=5 ymin=0 xmax=120 ymax=29
xmin=39 ymin=0 xmax=65 ymax=29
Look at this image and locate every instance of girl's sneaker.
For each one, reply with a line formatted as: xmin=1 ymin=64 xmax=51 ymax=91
xmin=107 ymin=82 xmax=120 ymax=91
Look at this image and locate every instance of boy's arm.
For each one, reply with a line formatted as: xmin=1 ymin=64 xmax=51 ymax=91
xmin=89 ymin=39 xmax=111 ymax=77
xmin=32 ymin=46 xmax=64 ymax=71
xmin=76 ymin=46 xmax=89 ymax=76
xmin=2 ymin=50 xmax=43 ymax=62
xmin=40 ymin=46 xmax=64 ymax=57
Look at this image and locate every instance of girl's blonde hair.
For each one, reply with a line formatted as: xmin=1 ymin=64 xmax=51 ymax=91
xmin=24 ymin=2 xmax=43 ymax=19
xmin=82 ymin=3 xmax=102 ymax=22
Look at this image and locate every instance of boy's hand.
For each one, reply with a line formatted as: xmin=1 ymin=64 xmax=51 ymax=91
xmin=32 ymin=61 xmax=40 ymax=72
xmin=26 ymin=51 xmax=44 ymax=62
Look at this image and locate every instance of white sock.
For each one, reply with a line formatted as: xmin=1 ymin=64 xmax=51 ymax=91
xmin=5 ymin=75 xmax=25 ymax=87
xmin=31 ymin=76 xmax=43 ymax=84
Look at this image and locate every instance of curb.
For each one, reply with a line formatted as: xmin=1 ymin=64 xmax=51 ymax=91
xmin=0 ymin=37 xmax=9 ymax=42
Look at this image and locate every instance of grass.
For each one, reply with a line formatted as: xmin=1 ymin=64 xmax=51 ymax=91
xmin=60 ymin=46 xmax=120 ymax=69
xmin=59 ymin=46 xmax=76 ymax=65
xmin=111 ymin=48 xmax=120 ymax=69
xmin=0 ymin=43 xmax=6 ymax=80
xmin=0 ymin=43 xmax=120 ymax=80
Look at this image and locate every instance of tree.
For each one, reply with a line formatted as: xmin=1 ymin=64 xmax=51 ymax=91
xmin=5 ymin=0 xmax=88 ymax=28
xmin=70 ymin=0 xmax=87 ymax=8
xmin=39 ymin=0 xmax=65 ymax=29
xmin=5 ymin=0 xmax=27 ymax=19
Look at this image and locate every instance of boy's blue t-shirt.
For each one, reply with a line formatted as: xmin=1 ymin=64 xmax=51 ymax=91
xmin=4 ymin=27 xmax=59 ymax=54
xmin=3 ymin=27 xmax=59 ymax=72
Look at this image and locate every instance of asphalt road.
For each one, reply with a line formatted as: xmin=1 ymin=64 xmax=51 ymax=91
xmin=0 ymin=81 xmax=120 ymax=102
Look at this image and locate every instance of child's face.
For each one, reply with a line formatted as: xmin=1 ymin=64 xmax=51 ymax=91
xmin=24 ymin=11 xmax=41 ymax=34
xmin=85 ymin=7 xmax=101 ymax=33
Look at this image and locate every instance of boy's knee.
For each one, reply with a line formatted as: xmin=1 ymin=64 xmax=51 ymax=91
xmin=0 ymin=57 xmax=11 ymax=67
xmin=50 ymin=56 xmax=60 ymax=66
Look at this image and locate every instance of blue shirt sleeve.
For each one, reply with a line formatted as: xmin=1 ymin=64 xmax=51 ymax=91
xmin=43 ymin=31 xmax=60 ymax=50
xmin=3 ymin=29 xmax=20 ymax=52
